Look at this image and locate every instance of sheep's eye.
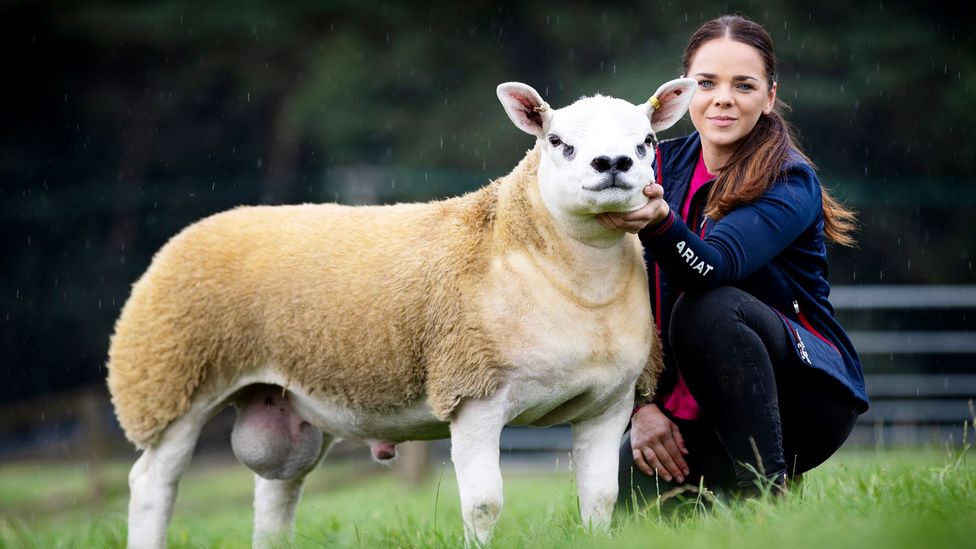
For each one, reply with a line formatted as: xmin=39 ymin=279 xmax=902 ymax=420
xmin=644 ymin=135 xmax=654 ymax=146
xmin=548 ymin=135 xmax=562 ymax=147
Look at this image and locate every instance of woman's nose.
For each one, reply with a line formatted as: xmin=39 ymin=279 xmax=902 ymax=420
xmin=713 ymin=85 xmax=733 ymax=106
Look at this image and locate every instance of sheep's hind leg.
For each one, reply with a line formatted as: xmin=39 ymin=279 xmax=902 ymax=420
xmin=231 ymin=385 xmax=333 ymax=549
xmin=251 ymin=437 xmax=333 ymax=549
xmin=127 ymin=408 xmax=208 ymax=549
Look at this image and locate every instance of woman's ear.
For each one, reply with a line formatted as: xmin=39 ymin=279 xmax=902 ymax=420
xmin=644 ymin=78 xmax=697 ymax=132
xmin=764 ymin=81 xmax=778 ymax=115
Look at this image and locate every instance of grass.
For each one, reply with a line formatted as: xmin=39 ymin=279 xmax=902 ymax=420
xmin=0 ymin=444 xmax=973 ymax=548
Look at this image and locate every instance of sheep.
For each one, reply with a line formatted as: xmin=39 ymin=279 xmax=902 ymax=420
xmin=107 ymin=78 xmax=696 ymax=548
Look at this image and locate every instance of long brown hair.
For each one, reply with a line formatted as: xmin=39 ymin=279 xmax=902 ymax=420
xmin=683 ymin=15 xmax=857 ymax=246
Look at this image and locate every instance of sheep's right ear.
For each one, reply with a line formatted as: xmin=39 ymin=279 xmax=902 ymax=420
xmin=644 ymin=78 xmax=697 ymax=133
xmin=497 ymin=83 xmax=552 ymax=138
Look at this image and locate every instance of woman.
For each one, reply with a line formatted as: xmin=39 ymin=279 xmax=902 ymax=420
xmin=598 ymin=15 xmax=868 ymax=504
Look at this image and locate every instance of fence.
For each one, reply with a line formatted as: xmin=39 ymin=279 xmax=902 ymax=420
xmin=836 ymin=285 xmax=976 ymax=446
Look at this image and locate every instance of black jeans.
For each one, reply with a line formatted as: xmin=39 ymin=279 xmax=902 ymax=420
xmin=618 ymin=286 xmax=859 ymax=506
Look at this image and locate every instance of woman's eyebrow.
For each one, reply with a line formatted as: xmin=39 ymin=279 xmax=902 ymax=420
xmin=694 ymin=72 xmax=759 ymax=82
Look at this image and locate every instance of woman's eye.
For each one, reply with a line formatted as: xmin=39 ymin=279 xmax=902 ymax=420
xmin=548 ymin=135 xmax=562 ymax=147
xmin=697 ymin=80 xmax=714 ymax=88
xmin=736 ymin=83 xmax=755 ymax=91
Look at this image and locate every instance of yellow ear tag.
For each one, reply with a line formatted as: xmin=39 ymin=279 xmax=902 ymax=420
xmin=648 ymin=96 xmax=661 ymax=111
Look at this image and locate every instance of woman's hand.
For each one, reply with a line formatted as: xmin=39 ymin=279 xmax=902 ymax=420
xmin=596 ymin=183 xmax=670 ymax=233
xmin=630 ymin=403 xmax=690 ymax=483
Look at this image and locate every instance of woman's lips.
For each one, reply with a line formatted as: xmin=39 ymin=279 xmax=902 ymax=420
xmin=708 ymin=116 xmax=736 ymax=127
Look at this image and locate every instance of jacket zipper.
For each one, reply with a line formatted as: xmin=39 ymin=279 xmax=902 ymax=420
xmin=793 ymin=299 xmax=840 ymax=353
xmin=652 ymin=144 xmax=663 ymax=335
xmin=790 ymin=301 xmax=811 ymax=364
xmin=654 ymin=265 xmax=662 ymax=336
xmin=778 ymin=302 xmax=811 ymax=365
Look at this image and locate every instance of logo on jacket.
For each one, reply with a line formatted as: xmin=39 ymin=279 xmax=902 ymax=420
xmin=675 ymin=241 xmax=714 ymax=277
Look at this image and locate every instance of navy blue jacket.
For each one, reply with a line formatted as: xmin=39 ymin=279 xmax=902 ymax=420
xmin=639 ymin=132 xmax=868 ymax=411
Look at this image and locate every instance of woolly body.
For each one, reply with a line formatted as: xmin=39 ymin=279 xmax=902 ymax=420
xmin=108 ymin=145 xmax=659 ymax=450
xmin=107 ymin=78 xmax=698 ymax=548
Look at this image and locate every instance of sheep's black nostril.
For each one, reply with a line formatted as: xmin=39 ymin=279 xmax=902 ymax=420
xmin=613 ymin=155 xmax=633 ymax=172
xmin=591 ymin=156 xmax=612 ymax=173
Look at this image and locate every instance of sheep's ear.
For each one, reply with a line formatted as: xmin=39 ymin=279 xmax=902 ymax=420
xmin=497 ymin=82 xmax=552 ymax=138
xmin=643 ymin=78 xmax=697 ymax=132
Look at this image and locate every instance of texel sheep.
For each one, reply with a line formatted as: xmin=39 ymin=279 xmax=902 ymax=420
xmin=107 ymin=78 xmax=696 ymax=548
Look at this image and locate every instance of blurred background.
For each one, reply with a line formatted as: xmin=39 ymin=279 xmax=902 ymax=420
xmin=1 ymin=0 xmax=974 ymax=472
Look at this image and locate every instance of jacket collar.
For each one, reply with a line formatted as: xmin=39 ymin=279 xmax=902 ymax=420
xmin=658 ymin=132 xmax=703 ymax=209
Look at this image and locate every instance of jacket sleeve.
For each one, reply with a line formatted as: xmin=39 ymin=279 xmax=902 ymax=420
xmin=639 ymin=165 xmax=822 ymax=293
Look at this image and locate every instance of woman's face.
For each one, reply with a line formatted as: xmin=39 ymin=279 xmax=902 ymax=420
xmin=685 ymin=37 xmax=777 ymax=159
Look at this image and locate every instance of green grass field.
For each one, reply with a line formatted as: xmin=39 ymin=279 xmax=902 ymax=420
xmin=1 ymin=444 xmax=974 ymax=548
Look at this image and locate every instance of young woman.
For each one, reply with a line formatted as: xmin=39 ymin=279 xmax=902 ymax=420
xmin=598 ymin=15 xmax=868 ymax=503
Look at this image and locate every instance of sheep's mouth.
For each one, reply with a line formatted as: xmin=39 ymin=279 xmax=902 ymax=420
xmin=582 ymin=175 xmax=635 ymax=192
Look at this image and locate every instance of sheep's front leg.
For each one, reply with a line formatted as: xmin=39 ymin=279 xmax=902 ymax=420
xmin=450 ymin=394 xmax=508 ymax=546
xmin=571 ymin=391 xmax=634 ymax=533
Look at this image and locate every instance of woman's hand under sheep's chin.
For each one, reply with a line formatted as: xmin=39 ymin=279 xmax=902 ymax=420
xmin=596 ymin=184 xmax=670 ymax=234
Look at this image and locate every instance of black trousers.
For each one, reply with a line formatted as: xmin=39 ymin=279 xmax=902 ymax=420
xmin=618 ymin=286 xmax=859 ymax=505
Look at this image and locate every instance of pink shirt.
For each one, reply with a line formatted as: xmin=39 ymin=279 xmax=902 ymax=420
xmin=681 ymin=150 xmax=715 ymax=220
xmin=663 ymin=151 xmax=714 ymax=421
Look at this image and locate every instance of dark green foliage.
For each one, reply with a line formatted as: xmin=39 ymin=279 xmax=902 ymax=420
xmin=1 ymin=1 xmax=973 ymax=401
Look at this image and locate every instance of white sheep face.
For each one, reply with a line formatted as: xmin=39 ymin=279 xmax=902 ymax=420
xmin=540 ymin=96 xmax=657 ymax=214
xmin=497 ymin=80 xmax=696 ymax=219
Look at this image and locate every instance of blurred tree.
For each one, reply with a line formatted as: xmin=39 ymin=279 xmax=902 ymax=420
xmin=1 ymin=0 xmax=973 ymax=403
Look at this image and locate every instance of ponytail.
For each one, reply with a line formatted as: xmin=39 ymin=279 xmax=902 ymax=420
xmin=704 ymin=108 xmax=858 ymax=247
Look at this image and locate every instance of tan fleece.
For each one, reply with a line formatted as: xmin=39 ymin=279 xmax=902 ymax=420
xmin=107 ymin=145 xmax=661 ymax=448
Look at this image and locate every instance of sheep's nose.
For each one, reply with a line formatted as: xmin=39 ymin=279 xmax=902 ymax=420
xmin=613 ymin=155 xmax=633 ymax=172
xmin=591 ymin=155 xmax=633 ymax=173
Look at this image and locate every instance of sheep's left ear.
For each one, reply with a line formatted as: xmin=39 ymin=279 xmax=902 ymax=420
xmin=643 ymin=78 xmax=697 ymax=133
xmin=497 ymin=82 xmax=552 ymax=138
